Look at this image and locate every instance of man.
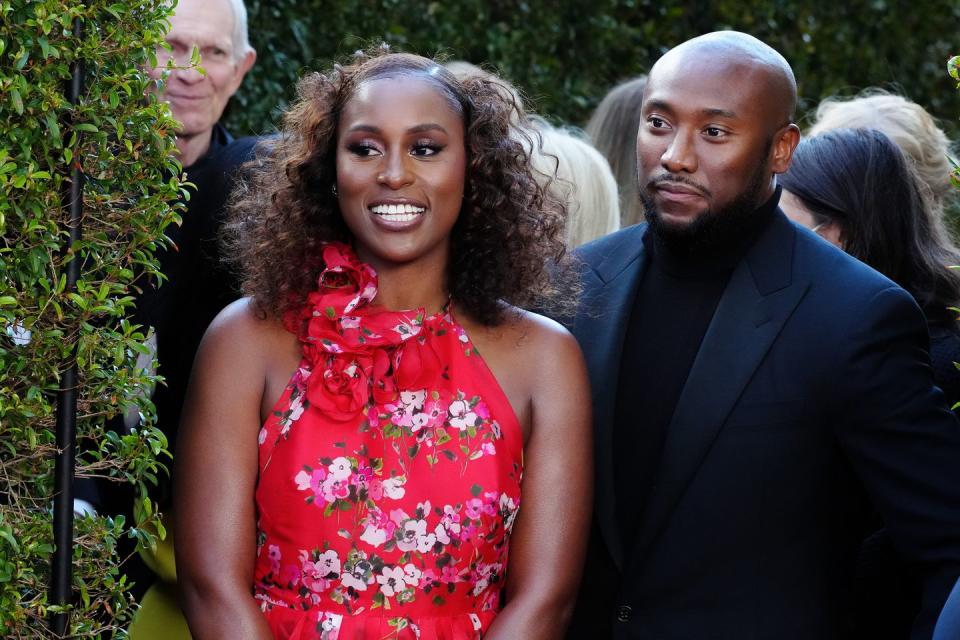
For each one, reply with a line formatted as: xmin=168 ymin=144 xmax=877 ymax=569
xmin=566 ymin=31 xmax=960 ymax=639
xmin=75 ymin=0 xmax=258 ymax=617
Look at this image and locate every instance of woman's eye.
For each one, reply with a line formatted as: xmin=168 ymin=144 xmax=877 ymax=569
xmin=411 ymin=142 xmax=443 ymax=157
xmin=347 ymin=143 xmax=380 ymax=157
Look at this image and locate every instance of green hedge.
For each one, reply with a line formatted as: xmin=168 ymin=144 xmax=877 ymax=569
xmin=226 ymin=1 xmax=960 ymax=139
xmin=1 ymin=1 xmax=175 ymax=636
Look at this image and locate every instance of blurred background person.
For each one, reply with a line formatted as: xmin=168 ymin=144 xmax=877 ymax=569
xmin=807 ymin=90 xmax=958 ymax=221
xmin=780 ymin=127 xmax=960 ymax=639
xmin=529 ymin=119 xmax=620 ymax=247
xmin=585 ymin=75 xmax=647 ymax=228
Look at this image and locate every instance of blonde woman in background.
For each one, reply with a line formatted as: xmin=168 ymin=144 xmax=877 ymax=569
xmin=808 ymin=90 xmax=957 ymax=218
xmin=585 ymin=76 xmax=647 ymax=227
xmin=529 ymin=119 xmax=620 ymax=247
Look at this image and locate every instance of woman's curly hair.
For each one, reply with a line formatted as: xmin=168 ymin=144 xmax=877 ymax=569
xmin=225 ymin=47 xmax=575 ymax=326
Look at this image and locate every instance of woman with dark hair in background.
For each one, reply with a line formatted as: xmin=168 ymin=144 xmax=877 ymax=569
xmin=780 ymin=128 xmax=960 ymax=407
xmin=779 ymin=127 xmax=960 ymax=639
xmin=174 ymin=49 xmax=592 ymax=639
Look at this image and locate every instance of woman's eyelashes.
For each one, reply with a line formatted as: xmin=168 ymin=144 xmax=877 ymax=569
xmin=344 ymin=139 xmax=446 ymax=158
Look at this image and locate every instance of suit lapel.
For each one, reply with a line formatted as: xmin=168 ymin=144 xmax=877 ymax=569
xmin=574 ymin=225 xmax=649 ymax=570
xmin=628 ymin=212 xmax=810 ymax=566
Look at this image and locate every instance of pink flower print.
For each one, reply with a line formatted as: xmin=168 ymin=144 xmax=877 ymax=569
xmin=382 ymin=475 xmax=406 ymax=499
xmin=474 ymin=400 xmax=490 ymax=420
xmin=465 ymin=498 xmax=484 ymax=520
xmin=396 ymin=518 xmax=427 ymax=552
xmin=268 ymin=544 xmax=281 ymax=573
xmin=480 ymin=442 xmax=496 ymax=456
xmin=340 ymin=315 xmax=361 ymax=330
xmin=321 ymin=476 xmax=350 ymax=503
xmin=367 ymin=478 xmax=384 ymax=500
xmin=440 ymin=564 xmax=460 ymax=584
xmin=279 ymin=563 xmax=302 ymax=588
xmin=377 ymin=566 xmax=408 ymax=597
xmin=327 ymin=456 xmax=352 ymax=480
xmin=294 ymin=468 xmax=328 ymax=502
xmin=423 ymin=398 xmax=448 ymax=429
xmin=419 ymin=569 xmax=438 ymax=588
xmin=448 ymin=399 xmax=479 ymax=430
xmin=460 ymin=523 xmax=478 ymax=542
xmin=291 ymin=366 xmax=312 ymax=394
xmin=402 ymin=563 xmax=422 ymax=586
xmin=389 ymin=508 xmax=410 ymax=526
xmin=258 ymin=426 xmax=268 ymax=445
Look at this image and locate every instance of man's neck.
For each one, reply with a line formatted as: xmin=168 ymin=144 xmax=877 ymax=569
xmin=175 ymin=129 xmax=213 ymax=168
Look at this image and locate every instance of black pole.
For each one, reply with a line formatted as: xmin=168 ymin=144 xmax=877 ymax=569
xmin=49 ymin=13 xmax=84 ymax=637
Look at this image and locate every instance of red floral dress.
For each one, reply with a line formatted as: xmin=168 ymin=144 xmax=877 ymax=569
xmin=254 ymin=243 xmax=523 ymax=639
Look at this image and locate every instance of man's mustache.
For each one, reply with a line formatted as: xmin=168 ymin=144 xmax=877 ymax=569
xmin=646 ymin=174 xmax=712 ymax=198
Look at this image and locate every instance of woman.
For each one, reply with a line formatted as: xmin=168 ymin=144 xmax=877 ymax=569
xmin=779 ymin=128 xmax=960 ymax=638
xmin=174 ymin=50 xmax=592 ymax=639
xmin=528 ymin=119 xmax=620 ymax=247
xmin=779 ymin=128 xmax=960 ymax=406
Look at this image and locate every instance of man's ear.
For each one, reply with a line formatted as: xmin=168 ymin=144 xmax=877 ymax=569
xmin=771 ymin=123 xmax=800 ymax=174
xmin=227 ymin=48 xmax=257 ymax=97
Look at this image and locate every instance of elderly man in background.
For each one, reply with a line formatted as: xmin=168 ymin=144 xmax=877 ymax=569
xmin=75 ymin=0 xmax=259 ymax=636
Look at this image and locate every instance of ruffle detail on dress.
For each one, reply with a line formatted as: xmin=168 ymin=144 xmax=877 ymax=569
xmin=283 ymin=242 xmax=444 ymax=423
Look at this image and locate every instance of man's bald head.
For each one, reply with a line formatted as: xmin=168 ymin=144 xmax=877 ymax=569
xmin=650 ymin=31 xmax=798 ymax=132
xmin=636 ymin=31 xmax=801 ymax=245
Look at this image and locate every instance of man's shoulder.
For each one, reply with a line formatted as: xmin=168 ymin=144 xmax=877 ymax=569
xmin=574 ymin=224 xmax=647 ymax=276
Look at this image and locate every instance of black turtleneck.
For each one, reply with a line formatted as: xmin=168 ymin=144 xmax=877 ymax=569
xmin=613 ymin=188 xmax=781 ymax=547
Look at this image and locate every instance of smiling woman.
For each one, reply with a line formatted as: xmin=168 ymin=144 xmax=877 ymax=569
xmin=173 ymin=49 xmax=593 ymax=640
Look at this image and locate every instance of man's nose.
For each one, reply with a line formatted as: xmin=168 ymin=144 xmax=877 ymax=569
xmin=660 ymin=132 xmax=698 ymax=174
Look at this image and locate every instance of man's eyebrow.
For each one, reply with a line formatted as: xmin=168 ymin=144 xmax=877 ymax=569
xmin=702 ymin=107 xmax=737 ymax=118
xmin=643 ymin=98 xmax=673 ymax=113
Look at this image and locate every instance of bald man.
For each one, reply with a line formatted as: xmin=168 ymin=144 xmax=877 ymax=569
xmin=566 ymin=32 xmax=960 ymax=639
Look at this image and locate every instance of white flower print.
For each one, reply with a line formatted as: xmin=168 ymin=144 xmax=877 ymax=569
xmin=415 ymin=532 xmax=437 ymax=554
xmin=359 ymin=523 xmax=388 ymax=547
xmin=377 ymin=566 xmax=407 ymax=597
xmin=382 ymin=475 xmax=406 ymax=499
xmin=402 ymin=563 xmax=421 ymax=586
xmin=328 ymin=456 xmax=352 ymax=480
xmin=448 ymin=399 xmax=479 ymax=430
xmin=396 ymin=518 xmax=427 ymax=552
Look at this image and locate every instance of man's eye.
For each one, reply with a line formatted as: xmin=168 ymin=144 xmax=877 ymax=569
xmin=649 ymin=117 xmax=666 ymax=128
xmin=704 ymin=127 xmax=725 ymax=137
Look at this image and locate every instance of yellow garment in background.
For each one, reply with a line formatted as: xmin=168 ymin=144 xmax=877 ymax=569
xmin=127 ymin=513 xmax=191 ymax=639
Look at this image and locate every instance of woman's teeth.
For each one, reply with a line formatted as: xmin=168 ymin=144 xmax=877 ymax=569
xmin=371 ymin=203 xmax=425 ymax=222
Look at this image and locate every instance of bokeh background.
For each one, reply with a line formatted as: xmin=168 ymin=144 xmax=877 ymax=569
xmin=225 ymin=0 xmax=960 ymax=139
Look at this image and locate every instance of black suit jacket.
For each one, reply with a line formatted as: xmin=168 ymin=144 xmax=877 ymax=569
xmin=566 ymin=212 xmax=960 ymax=640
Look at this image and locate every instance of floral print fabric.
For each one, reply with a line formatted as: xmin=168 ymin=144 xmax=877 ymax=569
xmin=254 ymin=243 xmax=523 ymax=639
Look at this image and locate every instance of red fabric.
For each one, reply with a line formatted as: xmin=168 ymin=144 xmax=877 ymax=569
xmin=255 ymin=243 xmax=523 ymax=639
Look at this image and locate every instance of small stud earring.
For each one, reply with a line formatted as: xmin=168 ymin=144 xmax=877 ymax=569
xmin=331 ymin=183 xmax=338 ymax=197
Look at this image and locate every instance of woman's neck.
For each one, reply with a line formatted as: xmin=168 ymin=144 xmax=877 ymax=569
xmin=363 ymin=253 xmax=450 ymax=314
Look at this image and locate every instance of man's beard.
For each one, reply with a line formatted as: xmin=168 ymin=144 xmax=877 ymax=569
xmin=638 ymin=149 xmax=772 ymax=255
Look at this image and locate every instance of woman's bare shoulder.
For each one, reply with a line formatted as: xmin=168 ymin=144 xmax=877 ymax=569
xmin=204 ymin=298 xmax=289 ymax=345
